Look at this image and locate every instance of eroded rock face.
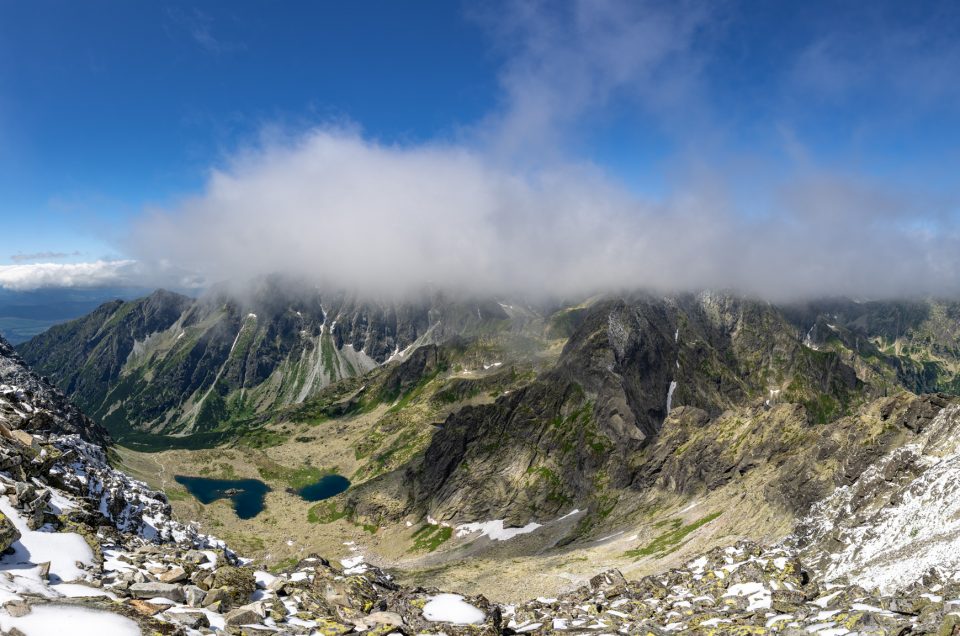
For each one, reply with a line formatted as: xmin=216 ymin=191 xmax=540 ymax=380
xmin=791 ymin=401 xmax=960 ymax=593
xmin=398 ymin=292 xmax=878 ymax=526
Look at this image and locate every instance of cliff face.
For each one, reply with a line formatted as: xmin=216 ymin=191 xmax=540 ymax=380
xmin=399 ymin=293 xmax=873 ymax=525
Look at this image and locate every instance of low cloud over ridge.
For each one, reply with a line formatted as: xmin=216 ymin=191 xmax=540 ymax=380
xmin=127 ymin=128 xmax=960 ymax=301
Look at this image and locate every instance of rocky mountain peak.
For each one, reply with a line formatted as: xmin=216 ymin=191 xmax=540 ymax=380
xmin=0 ymin=334 xmax=108 ymax=446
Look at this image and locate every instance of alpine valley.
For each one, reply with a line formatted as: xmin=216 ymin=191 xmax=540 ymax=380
xmin=3 ymin=279 xmax=960 ymax=634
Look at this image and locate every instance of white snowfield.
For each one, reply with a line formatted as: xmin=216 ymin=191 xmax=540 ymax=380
xmin=0 ymin=498 xmax=140 ymax=635
xmin=454 ymin=507 xmax=584 ymax=543
xmin=422 ymin=593 xmax=486 ymax=624
xmin=0 ymin=498 xmax=94 ymax=583
xmin=0 ymin=605 xmax=141 ymax=636
xmin=794 ymin=403 xmax=960 ymax=593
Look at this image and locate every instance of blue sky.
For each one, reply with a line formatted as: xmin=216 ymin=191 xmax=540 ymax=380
xmin=0 ymin=1 xmax=497 ymax=260
xmin=1 ymin=1 xmax=959 ymax=298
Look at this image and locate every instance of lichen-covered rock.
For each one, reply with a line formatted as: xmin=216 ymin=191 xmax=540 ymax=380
xmin=0 ymin=510 xmax=20 ymax=552
xmin=212 ymin=565 xmax=257 ymax=609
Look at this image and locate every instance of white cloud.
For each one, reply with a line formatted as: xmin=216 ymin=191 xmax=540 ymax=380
xmin=126 ymin=128 xmax=960 ymax=300
xmin=476 ymin=0 xmax=716 ymax=157
xmin=0 ymin=260 xmax=138 ymax=291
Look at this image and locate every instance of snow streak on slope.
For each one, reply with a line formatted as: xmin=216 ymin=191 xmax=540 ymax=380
xmin=792 ymin=403 xmax=960 ymax=593
xmin=666 ymin=380 xmax=678 ymax=414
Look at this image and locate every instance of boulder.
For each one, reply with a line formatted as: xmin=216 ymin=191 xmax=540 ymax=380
xmin=224 ymin=606 xmax=262 ymax=627
xmin=211 ymin=565 xmax=256 ymax=608
xmin=366 ymin=611 xmax=405 ymax=627
xmin=2 ymin=599 xmax=30 ymax=617
xmin=128 ymin=581 xmax=185 ymax=603
xmin=0 ymin=511 xmax=21 ymax=552
xmin=183 ymin=584 xmax=206 ymax=607
xmin=159 ymin=565 xmax=188 ymax=583
xmin=165 ymin=611 xmax=210 ymax=629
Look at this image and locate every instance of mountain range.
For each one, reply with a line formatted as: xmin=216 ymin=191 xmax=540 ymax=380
xmin=4 ymin=284 xmax=960 ymax=633
xmin=16 ymin=281 xmax=960 ymax=534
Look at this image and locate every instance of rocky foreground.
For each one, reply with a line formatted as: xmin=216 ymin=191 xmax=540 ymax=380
xmin=0 ymin=452 xmax=956 ymax=636
xmin=75 ymin=535 xmax=960 ymax=635
xmin=2 ymin=437 xmax=960 ymax=636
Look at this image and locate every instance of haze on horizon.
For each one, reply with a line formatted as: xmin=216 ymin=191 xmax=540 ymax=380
xmin=1 ymin=1 xmax=959 ymax=301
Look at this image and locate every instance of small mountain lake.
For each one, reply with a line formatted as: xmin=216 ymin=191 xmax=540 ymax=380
xmin=174 ymin=473 xmax=350 ymax=518
xmin=296 ymin=474 xmax=351 ymax=501
xmin=173 ymin=476 xmax=270 ymax=520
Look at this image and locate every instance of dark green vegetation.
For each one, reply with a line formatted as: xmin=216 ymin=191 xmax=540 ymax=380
xmin=307 ymin=500 xmax=350 ymax=524
xmin=624 ymin=512 xmax=724 ymax=559
xmin=411 ymin=524 xmax=453 ymax=552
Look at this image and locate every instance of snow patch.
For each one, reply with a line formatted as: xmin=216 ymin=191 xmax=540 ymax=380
xmin=0 ymin=498 xmax=94 ymax=583
xmin=0 ymin=605 xmax=141 ymax=636
xmin=456 ymin=519 xmax=542 ymax=541
xmin=423 ymin=593 xmax=485 ymax=625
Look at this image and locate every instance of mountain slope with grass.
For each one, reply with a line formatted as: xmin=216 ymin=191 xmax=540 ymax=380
xmin=17 ymin=277 xmax=541 ymax=443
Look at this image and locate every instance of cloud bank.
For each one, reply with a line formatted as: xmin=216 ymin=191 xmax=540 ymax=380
xmin=127 ymin=128 xmax=960 ymax=300
xmin=9 ymin=251 xmax=81 ymax=263
xmin=0 ymin=260 xmax=139 ymax=291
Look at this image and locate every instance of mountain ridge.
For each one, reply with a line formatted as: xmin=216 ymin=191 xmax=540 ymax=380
xmin=17 ymin=279 xmax=527 ymax=441
xmin=19 ymin=286 xmax=960 ymax=537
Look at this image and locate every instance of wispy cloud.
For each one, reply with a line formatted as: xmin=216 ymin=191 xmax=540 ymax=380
xmin=789 ymin=4 xmax=960 ymax=108
xmin=165 ymin=7 xmax=244 ymax=55
xmin=474 ymin=0 xmax=718 ymax=158
xmin=10 ymin=251 xmax=81 ymax=263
